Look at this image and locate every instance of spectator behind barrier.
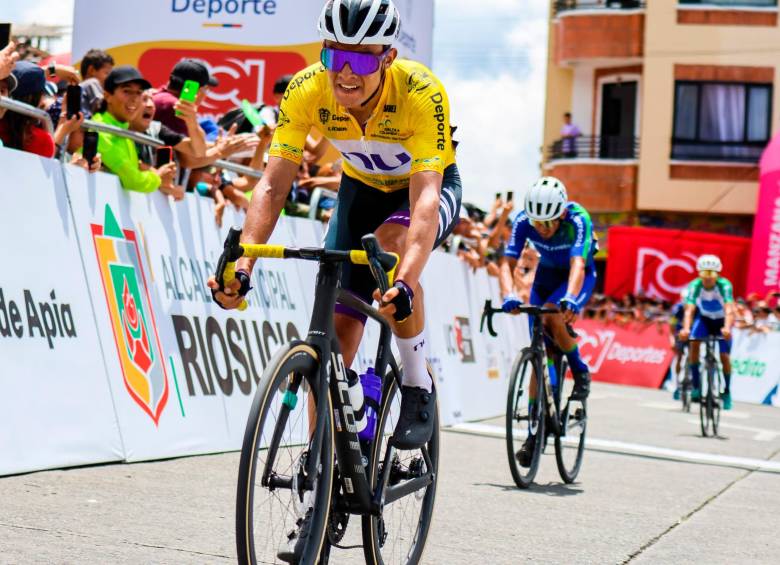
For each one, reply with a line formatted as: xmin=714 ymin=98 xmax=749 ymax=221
xmin=92 ymin=66 xmax=176 ymax=193
xmin=0 ymin=42 xmax=20 ymax=81
xmin=153 ymin=58 xmax=217 ymax=136
xmin=0 ymin=61 xmax=55 ymax=157
xmin=79 ymin=48 xmax=115 ymax=116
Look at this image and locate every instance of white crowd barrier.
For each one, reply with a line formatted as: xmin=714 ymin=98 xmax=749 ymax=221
xmin=0 ymin=147 xmax=528 ymax=476
xmin=730 ymin=329 xmax=780 ymax=406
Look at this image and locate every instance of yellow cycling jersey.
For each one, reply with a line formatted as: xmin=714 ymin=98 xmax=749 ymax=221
xmin=269 ymin=59 xmax=457 ymax=193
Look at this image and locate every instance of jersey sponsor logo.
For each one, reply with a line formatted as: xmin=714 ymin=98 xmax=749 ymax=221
xmin=430 ymin=92 xmax=447 ymax=151
xmin=327 ymin=126 xmax=348 ymax=132
xmin=137 ymin=48 xmax=306 ymax=116
xmin=342 ymin=150 xmax=411 ymax=173
xmin=331 ymin=114 xmax=350 ymax=122
xmin=318 ymin=108 xmax=331 ymax=124
xmin=284 ymin=66 xmax=326 ymax=100
xmin=277 ymin=108 xmax=290 ymax=128
xmin=407 ymin=70 xmax=432 ymax=94
xmin=384 ymin=104 xmax=397 ymax=113
xmin=378 ymin=119 xmax=400 ymax=137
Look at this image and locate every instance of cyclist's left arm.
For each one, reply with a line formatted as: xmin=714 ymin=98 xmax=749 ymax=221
xmin=394 ymin=170 xmax=443 ymax=291
xmin=561 ymin=208 xmax=593 ymax=316
xmin=720 ymin=279 xmax=736 ymax=338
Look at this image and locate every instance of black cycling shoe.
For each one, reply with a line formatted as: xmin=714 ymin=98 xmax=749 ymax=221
xmin=515 ymin=435 xmax=536 ymax=468
xmin=391 ymin=386 xmax=436 ymax=450
xmin=277 ymin=507 xmax=313 ymax=563
xmin=570 ymin=372 xmax=591 ymax=401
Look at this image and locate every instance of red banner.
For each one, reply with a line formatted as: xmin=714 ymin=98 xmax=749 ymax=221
xmin=605 ymin=226 xmax=751 ymax=302
xmin=576 ymin=319 xmax=673 ymax=388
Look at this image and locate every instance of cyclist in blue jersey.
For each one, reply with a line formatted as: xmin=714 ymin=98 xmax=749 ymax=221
xmin=498 ymin=176 xmax=597 ymax=467
xmin=678 ymin=255 xmax=735 ymax=410
xmin=670 ymin=294 xmax=689 ymax=401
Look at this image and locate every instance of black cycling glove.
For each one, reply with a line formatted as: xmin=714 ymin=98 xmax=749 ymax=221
xmin=390 ymin=280 xmax=414 ymax=322
xmin=212 ymin=269 xmax=252 ymax=310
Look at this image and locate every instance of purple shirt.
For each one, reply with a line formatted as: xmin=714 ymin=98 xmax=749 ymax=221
xmin=560 ymin=123 xmax=581 ymax=153
xmin=152 ymin=88 xmax=188 ymax=136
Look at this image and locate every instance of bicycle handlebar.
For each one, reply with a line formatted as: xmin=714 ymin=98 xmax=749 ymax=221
xmin=480 ymin=299 xmax=578 ymax=339
xmin=214 ymin=227 xmax=399 ymax=310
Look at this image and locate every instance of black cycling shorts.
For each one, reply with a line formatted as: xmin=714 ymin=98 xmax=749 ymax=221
xmin=324 ymin=164 xmax=462 ymax=320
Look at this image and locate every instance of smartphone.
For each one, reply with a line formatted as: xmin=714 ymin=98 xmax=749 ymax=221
xmin=0 ymin=24 xmax=11 ymax=49
xmin=83 ymin=131 xmax=99 ymax=167
xmin=66 ymin=84 xmax=82 ymax=119
xmin=506 ymin=191 xmax=514 ymax=202
xmin=495 ymin=192 xmax=501 ymax=200
xmin=155 ymin=146 xmax=174 ymax=168
xmin=176 ymin=79 xmax=200 ymax=116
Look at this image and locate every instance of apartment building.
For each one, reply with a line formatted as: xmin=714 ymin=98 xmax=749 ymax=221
xmin=542 ymin=0 xmax=780 ymax=263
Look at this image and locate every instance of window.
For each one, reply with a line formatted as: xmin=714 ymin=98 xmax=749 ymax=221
xmin=672 ymin=81 xmax=773 ymax=162
xmin=679 ymin=1 xmax=777 ymax=6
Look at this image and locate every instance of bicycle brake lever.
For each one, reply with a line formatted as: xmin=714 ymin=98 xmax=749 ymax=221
xmin=480 ymin=299 xmax=498 ymax=338
xmin=215 ymin=226 xmax=244 ymax=291
xmin=361 ymin=234 xmax=392 ymax=294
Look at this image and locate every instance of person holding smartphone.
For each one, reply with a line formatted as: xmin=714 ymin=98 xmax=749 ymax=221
xmin=92 ymin=66 xmax=176 ymax=193
xmin=152 ymin=58 xmax=217 ymax=136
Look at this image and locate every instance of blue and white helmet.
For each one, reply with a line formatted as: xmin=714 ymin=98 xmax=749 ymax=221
xmin=524 ymin=176 xmax=568 ymax=221
xmin=318 ymin=0 xmax=401 ymax=46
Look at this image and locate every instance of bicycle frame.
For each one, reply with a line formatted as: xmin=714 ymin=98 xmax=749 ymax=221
xmin=526 ymin=313 xmax=563 ymax=437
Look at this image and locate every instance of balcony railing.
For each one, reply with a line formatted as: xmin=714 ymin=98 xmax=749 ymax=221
xmin=679 ymin=1 xmax=777 ymax=7
xmin=554 ymin=0 xmax=646 ymax=15
xmin=546 ymin=135 xmax=640 ymax=161
xmin=671 ymin=140 xmax=765 ymax=163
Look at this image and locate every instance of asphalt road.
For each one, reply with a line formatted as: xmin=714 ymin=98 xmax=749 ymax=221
xmin=1 ymin=382 xmax=779 ymax=564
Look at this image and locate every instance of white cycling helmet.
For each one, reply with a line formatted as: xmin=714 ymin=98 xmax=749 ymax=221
xmin=318 ymin=0 xmax=401 ymax=46
xmin=696 ymin=254 xmax=722 ymax=272
xmin=524 ymin=176 xmax=568 ymax=221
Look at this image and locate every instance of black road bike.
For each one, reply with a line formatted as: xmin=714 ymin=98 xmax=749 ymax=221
xmin=694 ymin=336 xmax=723 ymax=438
xmin=481 ymin=301 xmax=587 ymax=488
xmin=215 ymin=229 xmax=439 ymax=565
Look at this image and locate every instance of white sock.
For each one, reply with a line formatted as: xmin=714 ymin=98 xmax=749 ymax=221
xmin=396 ymin=331 xmax=432 ymax=392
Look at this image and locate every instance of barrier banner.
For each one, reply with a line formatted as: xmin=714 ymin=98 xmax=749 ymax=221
xmin=576 ymin=319 xmax=673 ymax=388
xmin=72 ymin=1 xmax=435 ymax=117
xmin=605 ymin=226 xmax=751 ymax=302
xmin=729 ymin=329 xmax=780 ymax=406
xmin=0 ymin=156 xmax=123 ymax=475
xmin=746 ymin=133 xmax=780 ymax=295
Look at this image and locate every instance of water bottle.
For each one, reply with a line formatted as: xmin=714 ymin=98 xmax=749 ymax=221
xmin=346 ymin=367 xmax=382 ymax=443
xmin=358 ymin=367 xmax=382 ymax=443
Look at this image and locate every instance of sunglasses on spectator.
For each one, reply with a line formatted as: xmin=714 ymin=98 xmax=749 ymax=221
xmin=320 ymin=47 xmax=390 ymax=76
xmin=699 ymin=270 xmax=718 ymax=278
xmin=531 ymin=219 xmax=559 ymax=229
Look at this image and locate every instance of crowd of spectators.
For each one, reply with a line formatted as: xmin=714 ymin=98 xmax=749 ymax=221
xmin=0 ymin=37 xmax=342 ymax=227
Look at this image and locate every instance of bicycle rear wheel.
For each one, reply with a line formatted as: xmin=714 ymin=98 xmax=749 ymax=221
xmin=506 ymin=351 xmax=545 ymax=489
xmin=554 ymin=359 xmax=587 ymax=484
xmin=236 ymin=342 xmax=334 ymax=565
xmin=362 ymin=363 xmax=439 ymax=565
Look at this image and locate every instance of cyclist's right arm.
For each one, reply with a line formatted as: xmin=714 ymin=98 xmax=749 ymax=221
xmin=499 ymin=215 xmax=528 ymax=311
xmin=680 ymin=282 xmax=698 ymax=338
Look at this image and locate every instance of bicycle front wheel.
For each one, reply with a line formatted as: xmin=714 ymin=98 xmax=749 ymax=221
xmin=699 ymin=370 xmax=711 ymax=438
xmin=236 ymin=342 xmax=334 ymax=565
xmin=710 ymin=366 xmax=721 ymax=437
xmin=506 ymin=351 xmax=545 ymax=489
xmin=362 ymin=363 xmax=439 ymax=565
xmin=554 ymin=359 xmax=587 ymax=484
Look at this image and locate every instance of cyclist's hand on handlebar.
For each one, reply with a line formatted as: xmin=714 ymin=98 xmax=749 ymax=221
xmin=559 ymin=294 xmax=580 ymax=324
xmin=721 ymin=327 xmax=732 ymax=340
xmin=678 ymin=328 xmax=690 ymax=341
xmin=373 ymin=280 xmax=414 ymax=323
xmin=207 ymin=271 xmax=250 ymax=310
xmin=502 ymin=294 xmax=523 ymax=315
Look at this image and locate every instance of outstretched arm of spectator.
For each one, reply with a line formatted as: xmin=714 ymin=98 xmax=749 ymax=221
xmin=50 ymin=63 xmax=81 ymax=85
xmin=172 ymin=99 xmax=207 ymax=158
xmin=180 ymin=128 xmax=259 ymax=169
xmin=487 ymin=200 xmax=513 ymax=249
xmin=228 ymin=126 xmax=273 ymax=192
xmin=0 ymin=42 xmax=19 ymax=80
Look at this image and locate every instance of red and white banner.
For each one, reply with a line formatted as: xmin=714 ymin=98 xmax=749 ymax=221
xmin=576 ymin=319 xmax=673 ymax=389
xmin=747 ymin=133 xmax=780 ymax=295
xmin=605 ymin=226 xmax=751 ymax=302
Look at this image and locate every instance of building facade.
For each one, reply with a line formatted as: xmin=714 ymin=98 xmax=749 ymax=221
xmin=542 ymin=0 xmax=780 ymax=258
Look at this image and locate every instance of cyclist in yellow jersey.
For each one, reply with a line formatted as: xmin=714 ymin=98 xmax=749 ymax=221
xmin=209 ymin=0 xmax=461 ymax=452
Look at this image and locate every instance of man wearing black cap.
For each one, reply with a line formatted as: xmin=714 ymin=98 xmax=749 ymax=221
xmin=152 ymin=58 xmax=218 ymax=136
xmin=93 ymin=65 xmax=178 ymax=194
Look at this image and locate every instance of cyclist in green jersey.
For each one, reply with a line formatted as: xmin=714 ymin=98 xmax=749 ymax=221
xmin=678 ymin=255 xmax=736 ymax=410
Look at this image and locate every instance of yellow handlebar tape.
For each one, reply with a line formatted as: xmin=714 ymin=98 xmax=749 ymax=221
xmin=349 ymin=250 xmax=369 ymax=265
xmin=241 ymin=244 xmax=286 ymax=259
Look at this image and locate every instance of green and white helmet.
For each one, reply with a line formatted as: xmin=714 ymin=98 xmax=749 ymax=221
xmin=524 ymin=176 xmax=568 ymax=221
xmin=696 ymin=254 xmax=722 ymax=272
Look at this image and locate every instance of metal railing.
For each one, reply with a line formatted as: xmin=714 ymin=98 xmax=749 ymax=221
xmin=554 ymin=0 xmax=646 ymax=15
xmin=546 ymin=135 xmax=640 ymax=160
xmin=82 ymin=119 xmax=264 ymax=180
xmin=0 ymin=96 xmax=54 ymax=133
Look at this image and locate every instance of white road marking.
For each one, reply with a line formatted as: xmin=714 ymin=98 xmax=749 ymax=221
xmin=642 ymin=401 xmax=751 ymax=419
xmin=685 ymin=419 xmax=780 ymax=442
xmin=447 ymin=422 xmax=780 ymax=473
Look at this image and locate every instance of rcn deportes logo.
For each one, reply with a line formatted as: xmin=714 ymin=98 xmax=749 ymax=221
xmin=171 ymin=0 xmax=279 ymax=19
xmin=91 ymin=205 xmax=170 ymax=425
